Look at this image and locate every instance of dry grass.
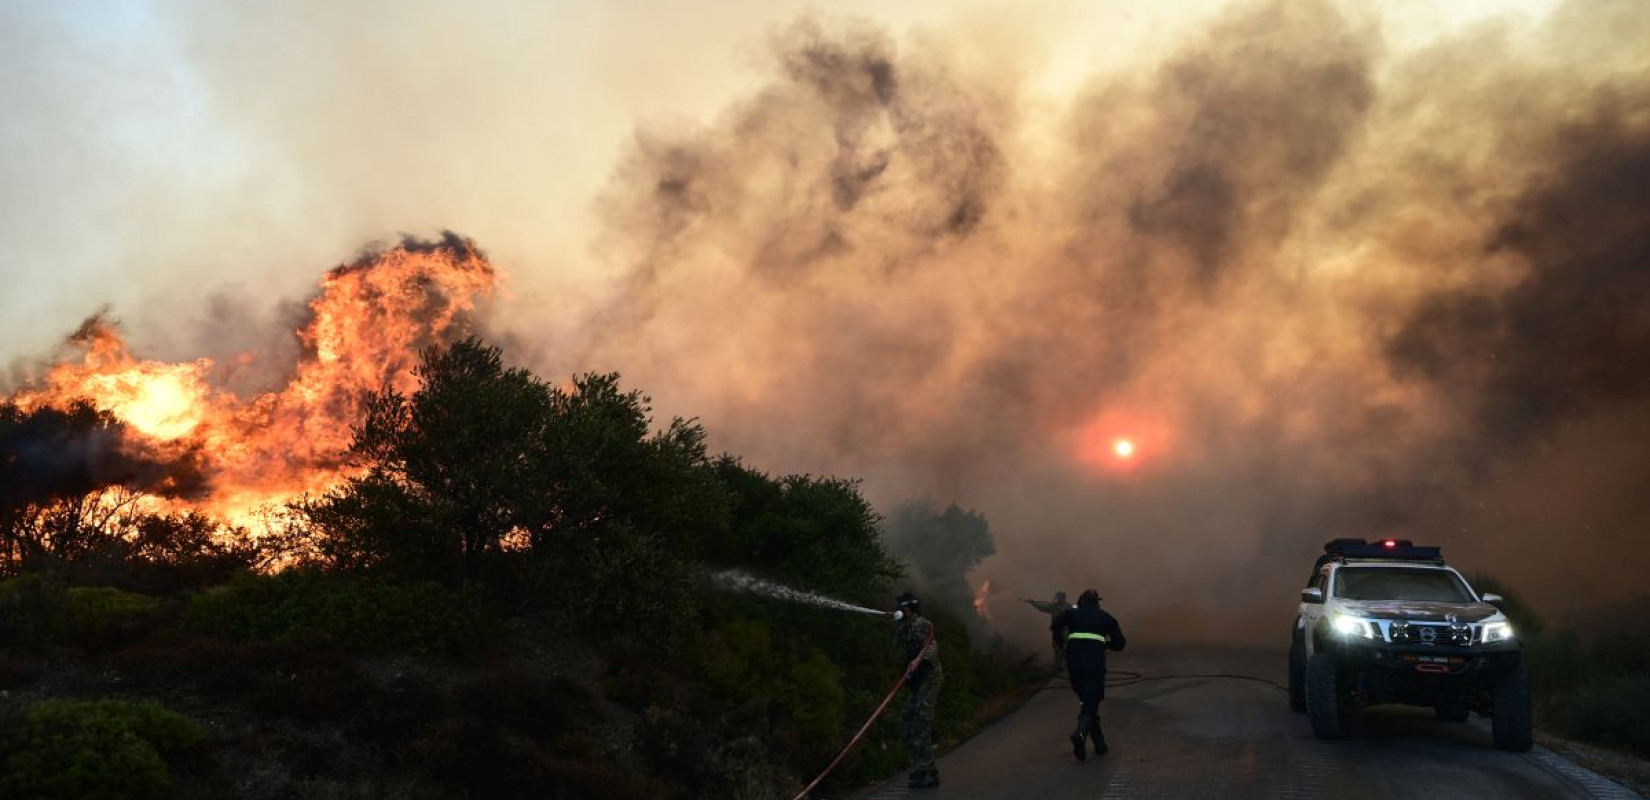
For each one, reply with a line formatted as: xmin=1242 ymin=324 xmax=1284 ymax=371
xmin=1536 ymin=729 xmax=1650 ymax=797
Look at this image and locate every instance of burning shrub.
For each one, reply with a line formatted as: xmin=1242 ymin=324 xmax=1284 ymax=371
xmin=305 ymin=337 xmax=559 ymax=588
xmin=0 ymin=697 xmax=206 ymax=800
xmin=0 ymin=399 xmax=207 ymax=580
xmin=120 ymin=512 xmax=262 ymax=593
xmin=297 ymin=337 xmax=728 ymax=651
xmin=883 ymin=500 xmax=995 ymax=624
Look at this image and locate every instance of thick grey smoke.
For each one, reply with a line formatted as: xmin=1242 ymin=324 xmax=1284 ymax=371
xmin=558 ymin=0 xmax=1650 ymax=642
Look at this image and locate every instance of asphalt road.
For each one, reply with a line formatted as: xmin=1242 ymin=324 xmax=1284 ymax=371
xmin=848 ymin=645 xmax=1643 ymax=800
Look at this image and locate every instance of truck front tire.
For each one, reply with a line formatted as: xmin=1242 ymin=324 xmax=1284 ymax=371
xmin=1492 ymin=661 xmax=1533 ymax=751
xmin=1288 ymin=636 xmax=1307 ymax=713
xmin=1306 ymin=653 xmax=1343 ymax=740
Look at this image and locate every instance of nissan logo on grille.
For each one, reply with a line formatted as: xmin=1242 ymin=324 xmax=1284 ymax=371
xmin=1419 ymin=626 xmax=1437 ymax=643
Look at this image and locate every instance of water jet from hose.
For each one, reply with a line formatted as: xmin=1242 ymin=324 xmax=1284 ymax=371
xmin=709 ymin=569 xmax=889 ymax=616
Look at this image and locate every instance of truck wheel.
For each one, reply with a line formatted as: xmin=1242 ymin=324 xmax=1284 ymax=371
xmin=1434 ymin=701 xmax=1470 ymax=723
xmin=1288 ymin=636 xmax=1307 ymax=713
xmin=1306 ymin=653 xmax=1343 ymax=740
xmin=1492 ymin=661 xmax=1533 ymax=751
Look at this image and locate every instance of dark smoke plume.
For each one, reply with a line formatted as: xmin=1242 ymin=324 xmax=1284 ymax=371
xmin=0 ymin=400 xmax=208 ymax=511
xmin=555 ymin=0 xmax=1650 ymax=643
xmin=1388 ymin=101 xmax=1650 ymax=446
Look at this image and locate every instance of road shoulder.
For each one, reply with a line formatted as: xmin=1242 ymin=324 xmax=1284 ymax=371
xmin=1535 ymin=730 xmax=1650 ymax=799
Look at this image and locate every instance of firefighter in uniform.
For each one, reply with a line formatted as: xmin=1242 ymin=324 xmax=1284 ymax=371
xmin=1050 ymin=588 xmax=1126 ymax=760
xmin=1021 ymin=590 xmax=1071 ymax=668
xmin=895 ymin=592 xmax=943 ymax=788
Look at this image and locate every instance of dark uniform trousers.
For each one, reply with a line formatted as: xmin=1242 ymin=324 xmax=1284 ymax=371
xmin=1051 ymin=606 xmax=1127 ymax=746
xmin=902 ymin=666 xmax=943 ymax=772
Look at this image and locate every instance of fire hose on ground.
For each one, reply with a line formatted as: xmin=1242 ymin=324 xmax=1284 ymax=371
xmin=788 ymin=626 xmax=934 ymax=800
xmin=789 ymin=628 xmax=1288 ymax=800
xmin=1099 ymin=670 xmax=1289 ymax=691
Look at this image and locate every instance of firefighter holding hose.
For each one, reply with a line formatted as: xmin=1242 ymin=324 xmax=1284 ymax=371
xmin=1051 ymin=588 xmax=1126 ymax=760
xmin=1020 ymin=590 xmax=1071 ymax=668
xmin=895 ymin=592 xmax=943 ymax=789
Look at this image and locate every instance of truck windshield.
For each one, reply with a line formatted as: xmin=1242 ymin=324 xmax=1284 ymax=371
xmin=1333 ymin=567 xmax=1474 ymax=602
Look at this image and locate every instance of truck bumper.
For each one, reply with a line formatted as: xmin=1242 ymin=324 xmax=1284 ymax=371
xmin=1327 ymin=639 xmax=1523 ymax=709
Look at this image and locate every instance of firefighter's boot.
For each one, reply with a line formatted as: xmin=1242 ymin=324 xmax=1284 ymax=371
xmin=1071 ymin=712 xmax=1091 ymax=761
xmin=1089 ymin=715 xmax=1109 ymax=756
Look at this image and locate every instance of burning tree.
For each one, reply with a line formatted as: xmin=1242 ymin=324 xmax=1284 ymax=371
xmin=0 ymin=233 xmax=497 ymax=586
xmin=300 ymin=337 xmax=554 ymax=587
xmin=4 ymin=233 xmax=495 ymax=530
xmin=0 ymin=399 xmax=265 ymax=589
xmin=0 ymin=401 xmax=174 ymax=577
xmin=884 ymin=500 xmax=996 ymax=624
xmin=294 ymin=336 xmax=727 ymax=641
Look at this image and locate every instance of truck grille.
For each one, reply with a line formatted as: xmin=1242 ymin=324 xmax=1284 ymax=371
xmin=1387 ymin=620 xmax=1470 ymax=645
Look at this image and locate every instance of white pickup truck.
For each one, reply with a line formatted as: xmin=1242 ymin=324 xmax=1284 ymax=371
xmin=1288 ymin=538 xmax=1531 ymax=751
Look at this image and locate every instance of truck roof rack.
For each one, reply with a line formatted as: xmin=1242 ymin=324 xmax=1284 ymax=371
xmin=1321 ymin=537 xmax=1444 ymax=563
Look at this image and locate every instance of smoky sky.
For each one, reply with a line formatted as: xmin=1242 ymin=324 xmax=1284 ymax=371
xmin=558 ymin=0 xmax=1649 ymax=641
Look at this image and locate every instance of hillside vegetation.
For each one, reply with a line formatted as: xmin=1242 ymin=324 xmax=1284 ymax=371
xmin=1472 ymin=576 xmax=1650 ymax=760
xmin=0 ymin=338 xmax=1034 ymax=800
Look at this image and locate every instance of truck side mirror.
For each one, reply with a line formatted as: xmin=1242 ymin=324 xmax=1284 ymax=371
xmin=1481 ymin=593 xmax=1503 ymax=607
xmin=1300 ymin=587 xmax=1324 ymax=604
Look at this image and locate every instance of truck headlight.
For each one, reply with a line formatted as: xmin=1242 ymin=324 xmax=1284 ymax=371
xmin=1481 ymin=621 xmax=1515 ymax=643
xmin=1333 ymin=615 xmax=1378 ymax=640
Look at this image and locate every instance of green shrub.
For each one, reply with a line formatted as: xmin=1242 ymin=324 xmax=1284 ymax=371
xmin=1546 ymin=676 xmax=1650 ymax=758
xmin=0 ymin=581 xmax=163 ymax=651
xmin=697 ymin=618 xmax=846 ymax=750
xmin=0 ymin=574 xmax=67 ymax=648
xmin=1523 ymin=630 xmax=1588 ymax=696
xmin=0 ymin=697 xmax=206 ymax=800
xmin=405 ymin=717 xmax=670 ymax=800
xmin=1592 ymin=632 xmax=1650 ymax=677
xmin=184 ymin=570 xmax=492 ymax=655
xmin=50 ymin=586 xmax=164 ymax=649
xmin=531 ymin=526 xmax=700 ymax=653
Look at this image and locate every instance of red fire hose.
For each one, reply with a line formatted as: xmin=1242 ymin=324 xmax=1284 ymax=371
xmin=788 ymin=627 xmax=935 ymax=800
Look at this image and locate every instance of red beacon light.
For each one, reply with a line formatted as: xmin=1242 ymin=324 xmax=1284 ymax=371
xmin=1383 ymin=539 xmax=1398 ymax=548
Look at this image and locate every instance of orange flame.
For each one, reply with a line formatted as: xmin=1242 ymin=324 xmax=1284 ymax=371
xmin=973 ymin=578 xmax=992 ymax=621
xmin=9 ymin=238 xmax=495 ymax=528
